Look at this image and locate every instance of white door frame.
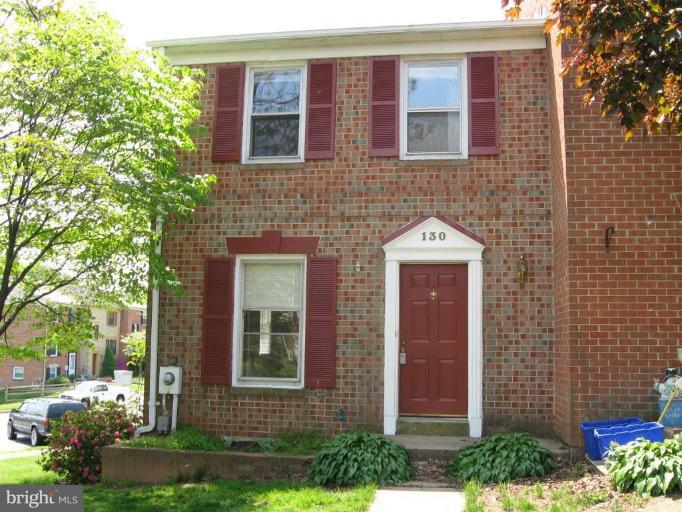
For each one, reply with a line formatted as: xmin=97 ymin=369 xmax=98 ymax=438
xmin=381 ymin=216 xmax=484 ymax=437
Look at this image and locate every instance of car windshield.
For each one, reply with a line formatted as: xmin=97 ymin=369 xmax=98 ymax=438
xmin=47 ymin=403 xmax=85 ymax=418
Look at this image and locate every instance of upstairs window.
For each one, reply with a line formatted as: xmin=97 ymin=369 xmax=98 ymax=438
xmin=402 ymin=60 xmax=466 ymax=159
xmin=46 ymin=344 xmax=58 ymax=357
xmin=244 ymin=66 xmax=306 ymax=162
xmin=235 ymin=258 xmax=305 ymax=387
xmin=107 ymin=311 xmax=118 ymax=326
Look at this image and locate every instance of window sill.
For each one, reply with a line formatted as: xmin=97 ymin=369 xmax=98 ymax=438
xmin=398 ymin=158 xmax=470 ymax=168
xmin=401 ymin=153 xmax=467 ymax=161
xmin=242 ymin=157 xmax=304 ymax=165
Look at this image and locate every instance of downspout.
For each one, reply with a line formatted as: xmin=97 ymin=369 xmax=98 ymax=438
xmin=134 ymin=217 xmax=162 ymax=437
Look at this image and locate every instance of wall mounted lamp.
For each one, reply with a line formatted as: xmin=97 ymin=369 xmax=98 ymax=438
xmin=516 ymin=255 xmax=528 ymax=285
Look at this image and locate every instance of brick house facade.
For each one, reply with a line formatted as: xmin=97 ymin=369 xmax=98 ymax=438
xmin=0 ymin=316 xmax=73 ymax=387
xmin=150 ymin=20 xmax=681 ymax=447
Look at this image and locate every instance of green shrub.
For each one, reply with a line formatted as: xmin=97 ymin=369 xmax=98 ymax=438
xmin=309 ymin=431 xmax=412 ymax=486
xmin=123 ymin=425 xmax=228 ymax=452
xmin=606 ymin=434 xmax=682 ymax=496
xmin=47 ymin=375 xmax=71 ymax=385
xmin=445 ymin=433 xmax=555 ymax=483
xmin=40 ymin=402 xmax=139 ymax=484
xmin=100 ymin=347 xmax=115 ymax=378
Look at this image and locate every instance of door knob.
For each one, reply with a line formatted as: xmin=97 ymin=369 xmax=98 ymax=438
xmin=429 ymin=289 xmax=438 ymax=301
xmin=400 ymin=340 xmax=406 ymax=353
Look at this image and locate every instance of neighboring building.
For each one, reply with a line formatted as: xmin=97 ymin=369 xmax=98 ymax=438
xmin=148 ymin=20 xmax=682 ymax=448
xmin=78 ymin=305 xmax=146 ymax=377
xmin=0 ymin=304 xmax=146 ymax=385
xmin=0 ymin=314 xmax=75 ymax=387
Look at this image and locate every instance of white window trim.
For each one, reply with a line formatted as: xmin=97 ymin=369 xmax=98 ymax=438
xmin=241 ymin=62 xmax=308 ymax=165
xmin=231 ymin=254 xmax=307 ymax=389
xmin=47 ymin=365 xmax=58 ymax=379
xmin=12 ymin=366 xmax=24 ymax=380
xmin=46 ymin=344 xmax=58 ymax=357
xmin=400 ymin=56 xmax=468 ymax=161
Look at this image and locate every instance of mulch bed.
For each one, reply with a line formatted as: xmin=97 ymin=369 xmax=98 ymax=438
xmin=399 ymin=457 xmax=681 ymax=511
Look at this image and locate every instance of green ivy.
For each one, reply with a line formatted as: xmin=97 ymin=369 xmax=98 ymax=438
xmin=606 ymin=434 xmax=682 ymax=497
xmin=309 ymin=431 xmax=413 ymax=487
xmin=445 ymin=433 xmax=555 ymax=483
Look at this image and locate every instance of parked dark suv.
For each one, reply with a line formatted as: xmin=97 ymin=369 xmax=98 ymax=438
xmin=7 ymin=398 xmax=85 ymax=446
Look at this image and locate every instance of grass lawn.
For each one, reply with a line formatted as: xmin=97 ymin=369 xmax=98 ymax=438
xmin=0 ymin=455 xmax=375 ymax=512
xmin=0 ymin=388 xmax=68 ymax=411
xmin=0 ymin=455 xmax=58 ymax=485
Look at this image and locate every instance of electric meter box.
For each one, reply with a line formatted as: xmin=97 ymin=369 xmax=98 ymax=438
xmin=158 ymin=366 xmax=182 ymax=395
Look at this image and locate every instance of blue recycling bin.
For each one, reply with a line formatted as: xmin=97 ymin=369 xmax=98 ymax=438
xmin=594 ymin=421 xmax=664 ymax=459
xmin=579 ymin=417 xmax=641 ymax=460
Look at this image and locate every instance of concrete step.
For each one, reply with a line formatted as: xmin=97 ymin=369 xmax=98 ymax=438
xmin=396 ymin=417 xmax=469 ymax=436
xmin=391 ymin=434 xmax=476 ymax=462
xmin=390 ymin=434 xmax=571 ymax=463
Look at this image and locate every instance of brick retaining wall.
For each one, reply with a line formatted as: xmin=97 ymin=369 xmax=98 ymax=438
xmin=102 ymin=444 xmax=314 ymax=483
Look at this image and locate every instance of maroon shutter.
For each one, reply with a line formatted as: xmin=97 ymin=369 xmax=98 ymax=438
xmin=305 ymin=60 xmax=337 ymax=159
xmin=201 ymin=257 xmax=234 ymax=384
xmin=212 ymin=63 xmax=245 ymax=162
xmin=468 ymin=53 xmax=500 ymax=155
xmin=305 ymin=257 xmax=337 ymax=388
xmin=368 ymin=56 xmax=399 ymax=157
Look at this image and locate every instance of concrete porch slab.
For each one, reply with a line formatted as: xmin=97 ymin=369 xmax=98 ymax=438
xmin=389 ymin=434 xmax=570 ymax=462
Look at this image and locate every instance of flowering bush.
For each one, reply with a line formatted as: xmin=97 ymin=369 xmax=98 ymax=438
xmin=40 ymin=401 xmax=139 ymax=484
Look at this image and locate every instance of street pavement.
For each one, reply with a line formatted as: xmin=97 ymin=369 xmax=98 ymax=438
xmin=0 ymin=411 xmax=42 ymax=457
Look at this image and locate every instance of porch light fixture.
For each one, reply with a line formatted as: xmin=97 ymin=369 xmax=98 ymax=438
xmin=516 ymin=255 xmax=528 ymax=285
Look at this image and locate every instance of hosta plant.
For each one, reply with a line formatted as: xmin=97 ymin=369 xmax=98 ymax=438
xmin=445 ymin=433 xmax=555 ymax=483
xmin=606 ymin=435 xmax=682 ymax=497
xmin=309 ymin=431 xmax=413 ymax=486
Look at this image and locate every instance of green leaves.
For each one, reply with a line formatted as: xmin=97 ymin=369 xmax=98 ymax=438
xmin=606 ymin=434 xmax=682 ymax=497
xmin=0 ymin=1 xmax=214 ymax=346
xmin=308 ymin=431 xmax=413 ymax=487
xmin=444 ymin=433 xmax=555 ymax=484
xmin=122 ymin=331 xmax=146 ymax=374
xmin=503 ymin=0 xmax=681 ymax=138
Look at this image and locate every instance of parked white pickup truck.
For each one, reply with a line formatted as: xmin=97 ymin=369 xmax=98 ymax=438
xmin=60 ymin=381 xmax=133 ymax=406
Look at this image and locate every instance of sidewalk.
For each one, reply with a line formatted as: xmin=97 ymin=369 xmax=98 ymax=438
xmin=369 ymin=487 xmax=464 ymax=512
xmin=0 ymin=449 xmax=42 ymax=461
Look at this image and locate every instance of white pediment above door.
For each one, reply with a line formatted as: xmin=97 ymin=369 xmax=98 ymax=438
xmin=381 ymin=215 xmax=485 ymax=261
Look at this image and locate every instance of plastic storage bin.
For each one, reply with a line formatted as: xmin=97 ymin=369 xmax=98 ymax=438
xmin=579 ymin=417 xmax=641 ymax=460
xmin=659 ymin=398 xmax=682 ymax=427
xmin=594 ymin=421 xmax=664 ymax=459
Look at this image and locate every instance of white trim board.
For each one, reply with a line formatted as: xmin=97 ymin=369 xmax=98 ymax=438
xmin=382 ymin=216 xmax=484 ymax=437
xmin=151 ymin=20 xmax=546 ymax=65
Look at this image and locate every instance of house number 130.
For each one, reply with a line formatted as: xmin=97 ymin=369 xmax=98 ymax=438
xmin=421 ymin=231 xmax=446 ymax=241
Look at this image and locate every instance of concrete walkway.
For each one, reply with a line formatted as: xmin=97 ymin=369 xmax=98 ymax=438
xmin=369 ymin=487 xmax=464 ymax=512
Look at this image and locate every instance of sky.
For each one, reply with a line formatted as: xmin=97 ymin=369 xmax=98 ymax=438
xmin=66 ymin=0 xmax=510 ymax=48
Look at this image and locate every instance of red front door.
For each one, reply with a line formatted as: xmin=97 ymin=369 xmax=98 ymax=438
xmin=399 ymin=264 xmax=468 ymax=416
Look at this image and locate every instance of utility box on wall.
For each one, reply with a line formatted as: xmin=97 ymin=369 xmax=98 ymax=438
xmin=158 ymin=366 xmax=182 ymax=395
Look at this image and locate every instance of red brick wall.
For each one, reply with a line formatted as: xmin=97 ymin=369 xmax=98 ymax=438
xmin=547 ymin=35 xmax=572 ymax=444
xmin=160 ymin=49 xmax=555 ymax=437
xmin=551 ymin=39 xmax=682 ymax=446
xmin=118 ymin=309 xmax=144 ymax=367
xmin=0 ymin=318 xmax=70 ymax=387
